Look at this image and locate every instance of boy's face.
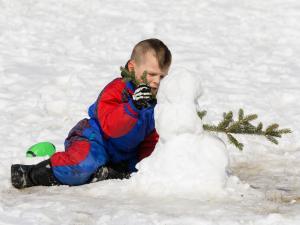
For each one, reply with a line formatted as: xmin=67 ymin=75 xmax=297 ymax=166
xmin=128 ymin=51 xmax=169 ymax=96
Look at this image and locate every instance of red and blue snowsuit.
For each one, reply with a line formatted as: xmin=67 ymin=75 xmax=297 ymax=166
xmin=50 ymin=77 xmax=158 ymax=185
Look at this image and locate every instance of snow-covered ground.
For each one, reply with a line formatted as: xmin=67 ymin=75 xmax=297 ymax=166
xmin=1 ymin=0 xmax=300 ymax=224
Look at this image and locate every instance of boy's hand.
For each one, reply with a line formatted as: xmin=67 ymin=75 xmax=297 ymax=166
xmin=132 ymin=84 xmax=153 ymax=109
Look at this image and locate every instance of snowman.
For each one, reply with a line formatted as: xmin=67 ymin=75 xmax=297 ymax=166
xmin=131 ymin=69 xmax=229 ymax=198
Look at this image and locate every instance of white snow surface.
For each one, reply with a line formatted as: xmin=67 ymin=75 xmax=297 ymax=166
xmin=1 ymin=0 xmax=300 ymax=224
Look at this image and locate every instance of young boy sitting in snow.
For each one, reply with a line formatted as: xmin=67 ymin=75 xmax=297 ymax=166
xmin=11 ymin=38 xmax=172 ymax=189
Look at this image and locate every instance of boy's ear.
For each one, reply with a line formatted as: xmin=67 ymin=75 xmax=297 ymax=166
xmin=127 ymin=60 xmax=135 ymax=72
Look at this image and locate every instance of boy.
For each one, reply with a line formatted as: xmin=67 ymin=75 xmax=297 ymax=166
xmin=11 ymin=38 xmax=172 ymax=189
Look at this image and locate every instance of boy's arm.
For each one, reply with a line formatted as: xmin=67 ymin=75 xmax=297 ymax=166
xmin=137 ymin=129 xmax=159 ymax=161
xmin=96 ymin=79 xmax=140 ymax=138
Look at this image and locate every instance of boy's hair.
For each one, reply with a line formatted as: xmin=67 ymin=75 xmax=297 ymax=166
xmin=130 ymin=38 xmax=172 ymax=70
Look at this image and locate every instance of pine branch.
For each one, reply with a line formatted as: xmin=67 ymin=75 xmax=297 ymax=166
xmin=120 ymin=66 xmax=156 ymax=100
xmin=218 ymin=111 xmax=233 ymax=129
xmin=120 ymin=66 xmax=150 ymax=87
xmin=199 ymin=109 xmax=292 ymax=150
xmin=120 ymin=66 xmax=140 ymax=87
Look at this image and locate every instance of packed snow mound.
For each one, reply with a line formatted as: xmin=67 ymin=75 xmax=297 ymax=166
xmin=133 ymin=133 xmax=228 ymax=197
xmin=131 ymin=71 xmax=229 ymax=198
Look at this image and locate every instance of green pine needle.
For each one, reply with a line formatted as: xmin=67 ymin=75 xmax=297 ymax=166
xmin=238 ymin=109 xmax=244 ymax=121
xmin=256 ymin=122 xmax=263 ymax=132
xmin=266 ymin=135 xmax=279 ymax=145
xmin=141 ymin=71 xmax=148 ymax=84
xmin=198 ymin=108 xmax=292 ymax=151
xmin=268 ymin=132 xmax=282 ymax=138
xmin=197 ymin=110 xmax=207 ymax=120
xmin=218 ymin=111 xmax=233 ymax=129
xmin=266 ymin=124 xmax=279 ymax=133
xmin=227 ymin=133 xmax=244 ymax=150
xmin=203 ymin=124 xmax=219 ymax=132
xmin=223 ymin=112 xmax=226 ymax=119
xmin=120 ymin=66 xmax=140 ymax=87
xmin=227 ymin=122 xmax=240 ymax=133
xmin=226 ymin=111 xmax=233 ymax=121
xmin=242 ymin=114 xmax=258 ymax=123
xmin=277 ymin=128 xmax=292 ymax=134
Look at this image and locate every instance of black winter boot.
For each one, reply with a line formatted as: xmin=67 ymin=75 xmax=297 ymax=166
xmin=11 ymin=159 xmax=60 ymax=189
xmin=11 ymin=164 xmax=35 ymax=189
xmin=91 ymin=166 xmax=130 ymax=183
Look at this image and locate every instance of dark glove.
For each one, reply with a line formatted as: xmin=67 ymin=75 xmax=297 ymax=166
xmin=132 ymin=84 xmax=153 ymax=109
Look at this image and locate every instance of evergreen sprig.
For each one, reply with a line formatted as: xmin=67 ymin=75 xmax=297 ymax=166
xmin=120 ymin=66 xmax=157 ymax=102
xmin=200 ymin=109 xmax=291 ymax=150
xmin=120 ymin=66 xmax=148 ymax=87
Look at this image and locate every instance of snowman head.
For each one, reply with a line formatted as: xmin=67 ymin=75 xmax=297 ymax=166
xmin=155 ymin=69 xmax=204 ymax=140
xmin=156 ymin=68 xmax=203 ymax=104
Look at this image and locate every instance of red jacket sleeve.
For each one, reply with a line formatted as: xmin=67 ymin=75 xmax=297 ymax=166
xmin=97 ymin=79 xmax=140 ymax=138
xmin=137 ymin=129 xmax=159 ymax=161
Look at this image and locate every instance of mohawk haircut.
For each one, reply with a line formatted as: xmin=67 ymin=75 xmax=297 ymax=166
xmin=130 ymin=38 xmax=172 ymax=70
